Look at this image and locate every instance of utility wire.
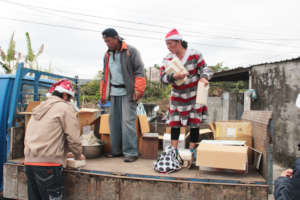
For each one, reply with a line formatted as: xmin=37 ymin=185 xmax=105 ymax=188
xmin=0 ymin=16 xmax=288 ymax=52
xmin=3 ymin=1 xmax=300 ymax=49
xmin=2 ymin=0 xmax=300 ymax=45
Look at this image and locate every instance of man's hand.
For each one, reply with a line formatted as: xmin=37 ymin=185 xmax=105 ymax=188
xmin=173 ymin=72 xmax=187 ymax=80
xmin=199 ymin=77 xmax=209 ymax=86
xmin=133 ymin=91 xmax=143 ymax=101
xmin=281 ymin=169 xmax=293 ymax=178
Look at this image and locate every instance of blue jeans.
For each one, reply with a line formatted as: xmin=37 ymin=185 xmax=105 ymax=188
xmin=25 ymin=165 xmax=64 ymax=200
xmin=109 ymin=95 xmax=138 ymax=157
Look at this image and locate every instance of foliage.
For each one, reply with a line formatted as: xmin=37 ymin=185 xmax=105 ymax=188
xmin=0 ymin=32 xmax=21 ymax=73
xmin=209 ymin=63 xmax=248 ymax=96
xmin=80 ymin=70 xmax=102 ymax=105
xmin=211 ymin=62 xmax=229 ymax=73
xmin=143 ymin=80 xmax=171 ymax=102
xmin=0 ymin=32 xmax=45 ymax=74
xmin=25 ymin=32 xmax=44 ymax=70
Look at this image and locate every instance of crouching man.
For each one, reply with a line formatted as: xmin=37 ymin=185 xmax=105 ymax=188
xmin=24 ymin=79 xmax=85 ymax=200
xmin=274 ymin=155 xmax=300 ymax=200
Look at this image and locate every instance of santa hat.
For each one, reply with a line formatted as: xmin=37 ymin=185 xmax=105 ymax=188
xmin=49 ymin=79 xmax=75 ymax=97
xmin=165 ymin=29 xmax=183 ymax=41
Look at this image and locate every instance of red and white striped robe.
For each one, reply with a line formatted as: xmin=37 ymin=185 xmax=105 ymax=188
xmin=160 ymin=49 xmax=213 ymax=128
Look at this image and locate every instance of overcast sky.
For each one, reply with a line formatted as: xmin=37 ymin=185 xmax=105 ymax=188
xmin=0 ymin=0 xmax=299 ymax=79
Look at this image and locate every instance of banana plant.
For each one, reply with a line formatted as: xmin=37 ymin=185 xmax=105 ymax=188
xmin=25 ymin=32 xmax=44 ymax=70
xmin=0 ymin=32 xmax=21 ymax=73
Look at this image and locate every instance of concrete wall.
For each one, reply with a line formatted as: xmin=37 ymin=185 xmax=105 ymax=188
xmin=251 ymin=60 xmax=300 ymax=166
xmin=207 ymin=96 xmax=223 ymax=123
xmin=207 ymin=92 xmax=244 ymax=123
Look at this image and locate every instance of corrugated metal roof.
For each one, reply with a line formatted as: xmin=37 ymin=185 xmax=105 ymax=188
xmin=211 ymin=56 xmax=300 ymax=82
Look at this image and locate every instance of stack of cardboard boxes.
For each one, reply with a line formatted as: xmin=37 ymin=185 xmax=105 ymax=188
xmin=197 ymin=120 xmax=258 ymax=173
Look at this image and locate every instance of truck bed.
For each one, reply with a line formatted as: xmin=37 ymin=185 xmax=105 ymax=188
xmin=4 ymin=157 xmax=268 ymax=200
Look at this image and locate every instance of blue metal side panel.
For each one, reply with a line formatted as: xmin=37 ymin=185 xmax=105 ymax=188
xmin=0 ymin=78 xmax=13 ymax=191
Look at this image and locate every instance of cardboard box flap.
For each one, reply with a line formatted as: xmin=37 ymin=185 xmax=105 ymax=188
xmin=99 ymin=114 xmax=110 ymax=134
xmin=138 ymin=114 xmax=150 ymax=134
xmin=248 ymin=146 xmax=263 ymax=170
xmin=201 ymin=140 xmax=246 ymax=146
xmin=200 ymin=129 xmax=213 ymax=135
xmin=78 ymin=108 xmax=101 ymax=128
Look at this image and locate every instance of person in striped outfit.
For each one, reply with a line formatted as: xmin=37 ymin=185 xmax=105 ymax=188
xmin=160 ymin=29 xmax=213 ymax=158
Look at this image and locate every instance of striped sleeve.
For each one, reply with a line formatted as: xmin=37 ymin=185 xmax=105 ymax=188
xmin=196 ymin=52 xmax=214 ymax=80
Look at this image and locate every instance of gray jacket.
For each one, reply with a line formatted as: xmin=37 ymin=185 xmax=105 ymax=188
xmin=100 ymin=41 xmax=146 ymax=102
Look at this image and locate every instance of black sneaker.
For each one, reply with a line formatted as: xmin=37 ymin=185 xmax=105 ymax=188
xmin=124 ymin=156 xmax=138 ymax=162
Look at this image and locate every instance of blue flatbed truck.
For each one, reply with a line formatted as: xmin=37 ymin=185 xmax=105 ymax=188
xmin=1 ymin=64 xmax=273 ymax=200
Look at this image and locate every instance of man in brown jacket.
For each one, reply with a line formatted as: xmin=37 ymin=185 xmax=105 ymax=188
xmin=24 ymin=79 xmax=85 ymax=200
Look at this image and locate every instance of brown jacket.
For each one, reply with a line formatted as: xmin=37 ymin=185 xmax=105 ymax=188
xmin=24 ymin=96 xmax=82 ymax=166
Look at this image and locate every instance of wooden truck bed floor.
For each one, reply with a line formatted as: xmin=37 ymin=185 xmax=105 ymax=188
xmin=4 ymin=157 xmax=268 ymax=200
xmin=7 ymin=156 xmax=265 ymax=185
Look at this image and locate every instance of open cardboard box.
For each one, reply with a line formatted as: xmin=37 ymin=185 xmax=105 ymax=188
xmin=210 ymin=121 xmax=254 ymax=164
xmin=98 ymin=114 xmax=151 ymax=154
xmin=196 ymin=143 xmax=248 ymax=173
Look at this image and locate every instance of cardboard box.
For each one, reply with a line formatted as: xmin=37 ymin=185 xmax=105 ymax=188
xmin=78 ymin=108 xmax=101 ymax=128
xmin=196 ymin=143 xmax=248 ymax=172
xmin=99 ymin=114 xmax=151 ymax=154
xmin=215 ymin=121 xmax=252 ymax=138
xmin=19 ymin=101 xmax=41 ymax=131
xmin=163 ymin=133 xmax=185 ymax=150
xmin=215 ymin=134 xmax=253 ymax=164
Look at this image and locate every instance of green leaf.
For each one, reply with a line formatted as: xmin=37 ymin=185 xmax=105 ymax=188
xmin=25 ymin=32 xmax=35 ymax=62
xmin=35 ymin=44 xmax=44 ymax=59
xmin=7 ymin=32 xmax=16 ymax=62
xmin=0 ymin=61 xmax=12 ymax=73
xmin=0 ymin=48 xmax=6 ymax=61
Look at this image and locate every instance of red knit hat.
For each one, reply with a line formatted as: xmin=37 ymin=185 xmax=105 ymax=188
xmin=165 ymin=28 xmax=183 ymax=41
xmin=49 ymin=79 xmax=75 ymax=97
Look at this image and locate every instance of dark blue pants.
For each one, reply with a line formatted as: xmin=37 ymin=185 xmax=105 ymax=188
xmin=25 ymin=165 xmax=64 ymax=200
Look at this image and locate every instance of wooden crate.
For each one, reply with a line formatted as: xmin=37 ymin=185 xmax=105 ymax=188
xmin=140 ymin=133 xmax=158 ymax=159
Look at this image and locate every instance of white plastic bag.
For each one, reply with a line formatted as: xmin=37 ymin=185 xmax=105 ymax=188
xmin=196 ymin=81 xmax=209 ymax=105
xmin=136 ymin=103 xmax=147 ymax=115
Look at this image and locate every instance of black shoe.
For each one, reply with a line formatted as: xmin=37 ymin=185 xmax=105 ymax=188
xmin=124 ymin=156 xmax=138 ymax=162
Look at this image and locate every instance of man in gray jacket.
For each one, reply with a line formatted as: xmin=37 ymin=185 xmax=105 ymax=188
xmin=100 ymin=28 xmax=146 ymax=162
